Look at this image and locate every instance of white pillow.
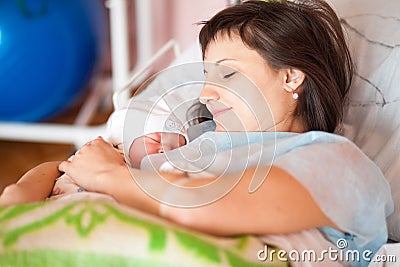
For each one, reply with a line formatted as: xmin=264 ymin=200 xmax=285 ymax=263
xmin=332 ymin=0 xmax=400 ymax=241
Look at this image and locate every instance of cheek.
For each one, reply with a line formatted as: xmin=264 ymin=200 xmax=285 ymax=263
xmin=238 ymin=81 xmax=281 ymax=130
xmin=130 ymin=141 xmax=146 ymax=168
xmin=130 ymin=140 xmax=159 ymax=168
xmin=144 ymin=144 xmax=161 ymax=155
xmin=233 ymin=80 xmax=269 ymax=119
xmin=218 ymin=87 xmax=245 ymax=108
xmin=260 ymin=86 xmax=288 ymax=121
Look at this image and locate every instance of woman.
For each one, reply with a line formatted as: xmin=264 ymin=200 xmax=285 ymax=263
xmin=6 ymin=0 xmax=394 ymax=266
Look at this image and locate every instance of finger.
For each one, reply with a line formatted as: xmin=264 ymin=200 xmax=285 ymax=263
xmin=80 ymin=141 xmax=92 ymax=150
xmin=82 ymin=137 xmax=104 ymax=149
xmin=80 ymin=139 xmax=99 ymax=151
xmin=96 ymin=136 xmax=113 ymax=147
xmin=90 ymin=136 xmax=103 ymax=145
xmin=58 ymin=161 xmax=70 ymax=172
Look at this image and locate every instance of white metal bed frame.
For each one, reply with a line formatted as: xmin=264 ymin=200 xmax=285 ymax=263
xmin=0 ymin=0 xmax=181 ymax=148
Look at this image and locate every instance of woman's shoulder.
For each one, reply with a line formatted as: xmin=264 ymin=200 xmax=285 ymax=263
xmin=273 ymin=131 xmax=386 ymax=179
xmin=275 ymin=130 xmax=351 ymax=145
xmin=273 ymin=131 xmax=394 ymax=252
xmin=271 ymin=130 xmax=360 ymax=156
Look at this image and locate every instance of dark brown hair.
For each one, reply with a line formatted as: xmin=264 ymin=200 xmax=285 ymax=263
xmin=199 ymin=0 xmax=353 ymax=133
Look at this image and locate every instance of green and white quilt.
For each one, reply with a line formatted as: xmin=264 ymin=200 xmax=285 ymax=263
xmin=0 ymin=193 xmax=288 ymax=267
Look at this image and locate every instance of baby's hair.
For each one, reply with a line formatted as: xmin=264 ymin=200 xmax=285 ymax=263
xmin=199 ymin=0 xmax=354 ymax=133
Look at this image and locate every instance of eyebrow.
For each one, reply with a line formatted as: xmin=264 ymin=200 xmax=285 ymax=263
xmin=216 ymin=58 xmax=237 ymax=63
xmin=203 ymin=58 xmax=238 ymax=74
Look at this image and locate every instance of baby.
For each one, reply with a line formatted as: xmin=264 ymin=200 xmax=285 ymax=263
xmin=50 ymin=99 xmax=187 ymax=198
xmin=0 ymin=97 xmax=188 ymax=205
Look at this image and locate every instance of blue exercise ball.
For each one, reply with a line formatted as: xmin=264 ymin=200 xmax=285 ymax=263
xmin=0 ymin=0 xmax=107 ymax=121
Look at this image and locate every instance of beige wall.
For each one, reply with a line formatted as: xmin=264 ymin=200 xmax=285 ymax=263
xmin=155 ymin=0 xmax=226 ymax=51
xmin=132 ymin=0 xmax=225 ymax=67
xmin=102 ymin=0 xmax=226 ymax=74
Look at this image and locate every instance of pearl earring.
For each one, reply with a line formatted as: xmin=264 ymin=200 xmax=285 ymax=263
xmin=292 ymin=92 xmax=299 ymax=100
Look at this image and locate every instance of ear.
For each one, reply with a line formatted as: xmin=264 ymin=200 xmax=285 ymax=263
xmin=282 ymin=68 xmax=305 ymax=93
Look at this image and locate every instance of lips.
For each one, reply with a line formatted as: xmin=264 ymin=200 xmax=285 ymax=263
xmin=212 ymin=107 xmax=232 ymax=117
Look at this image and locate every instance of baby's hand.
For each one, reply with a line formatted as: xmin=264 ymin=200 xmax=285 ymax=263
xmin=49 ymin=174 xmax=84 ymax=198
xmin=51 ymin=186 xmax=63 ymax=196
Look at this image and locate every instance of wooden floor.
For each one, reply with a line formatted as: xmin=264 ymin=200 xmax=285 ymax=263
xmin=0 ymin=96 xmax=112 ymax=194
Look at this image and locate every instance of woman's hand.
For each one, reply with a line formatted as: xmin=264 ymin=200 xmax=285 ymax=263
xmin=59 ymin=137 xmax=126 ymax=192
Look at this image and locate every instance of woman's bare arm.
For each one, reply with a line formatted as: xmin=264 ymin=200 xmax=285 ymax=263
xmin=97 ymin=165 xmax=337 ymax=236
xmin=164 ymin=166 xmax=338 ymax=235
xmin=0 ymin=161 xmax=62 ymax=206
xmin=60 ymin=137 xmax=338 ymax=236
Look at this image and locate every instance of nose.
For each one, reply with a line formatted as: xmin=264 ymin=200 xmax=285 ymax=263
xmin=158 ymin=145 xmax=165 ymax=153
xmin=199 ymin=82 xmax=220 ymax=104
xmin=159 ymin=143 xmax=171 ymax=153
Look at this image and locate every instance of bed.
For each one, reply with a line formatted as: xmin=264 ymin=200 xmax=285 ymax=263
xmin=1 ymin=0 xmax=400 ymax=266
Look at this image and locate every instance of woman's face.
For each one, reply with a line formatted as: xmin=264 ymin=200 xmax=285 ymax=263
xmin=200 ymin=33 xmax=302 ymax=132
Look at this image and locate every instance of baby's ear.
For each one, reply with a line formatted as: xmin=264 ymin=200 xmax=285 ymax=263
xmin=283 ymin=68 xmax=305 ymax=93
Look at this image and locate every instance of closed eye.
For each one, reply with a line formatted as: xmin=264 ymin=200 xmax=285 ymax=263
xmin=144 ymin=135 xmax=161 ymax=144
xmin=223 ymin=71 xmax=236 ymax=79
